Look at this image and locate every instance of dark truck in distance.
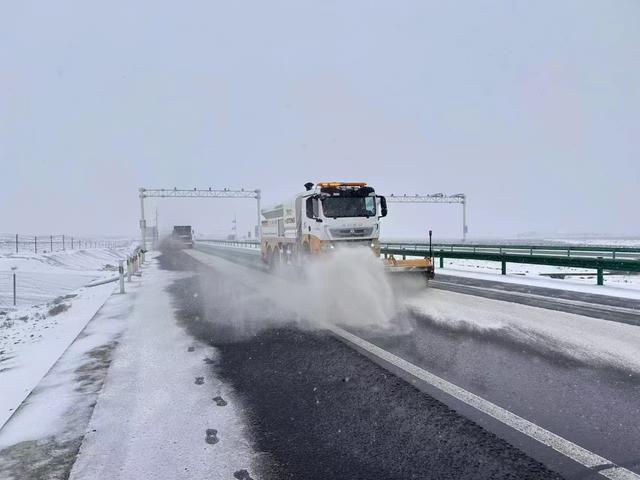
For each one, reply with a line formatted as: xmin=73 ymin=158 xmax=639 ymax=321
xmin=172 ymin=225 xmax=194 ymax=248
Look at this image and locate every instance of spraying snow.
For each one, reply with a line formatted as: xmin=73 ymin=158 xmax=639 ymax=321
xmin=303 ymin=247 xmax=397 ymax=331
xmin=185 ymin=247 xmax=640 ymax=376
xmin=184 ymin=247 xmax=403 ymax=337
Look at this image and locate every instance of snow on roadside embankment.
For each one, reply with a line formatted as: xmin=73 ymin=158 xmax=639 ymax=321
xmin=406 ymin=288 xmax=640 ymax=376
xmin=0 ymin=246 xmax=135 ymax=431
xmin=0 ymin=283 xmax=117 ymax=431
xmin=0 ymin=247 xmax=134 ymax=308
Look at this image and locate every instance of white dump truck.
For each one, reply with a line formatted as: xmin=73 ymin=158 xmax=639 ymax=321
xmin=260 ymin=181 xmax=434 ymax=278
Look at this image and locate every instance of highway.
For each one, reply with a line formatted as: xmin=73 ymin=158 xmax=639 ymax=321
xmin=170 ymin=243 xmax=640 ymax=479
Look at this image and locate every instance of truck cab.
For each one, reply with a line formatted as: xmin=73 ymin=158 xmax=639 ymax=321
xmin=299 ymin=182 xmax=386 ymax=255
xmin=261 ymin=182 xmax=387 ymax=266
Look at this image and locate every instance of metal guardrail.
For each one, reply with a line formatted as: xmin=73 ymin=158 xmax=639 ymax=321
xmin=381 ymin=242 xmax=640 ymax=260
xmin=197 ymin=240 xmax=640 ymax=285
xmin=197 ymin=239 xmax=260 ymax=249
xmin=381 ymin=245 xmax=640 ymax=285
xmin=0 ymin=233 xmax=131 ymax=254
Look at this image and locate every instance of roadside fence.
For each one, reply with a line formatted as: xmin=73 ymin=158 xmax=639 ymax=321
xmin=0 ymin=244 xmax=144 ymax=309
xmin=0 ymin=233 xmax=131 ymax=255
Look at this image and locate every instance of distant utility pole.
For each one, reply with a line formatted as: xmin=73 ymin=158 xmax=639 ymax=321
xmin=154 ymin=208 xmax=159 ymax=248
xmin=232 ymin=214 xmax=237 ymax=240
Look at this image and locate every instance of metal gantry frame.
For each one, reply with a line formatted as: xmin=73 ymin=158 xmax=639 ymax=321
xmin=138 ymin=187 xmax=261 ymax=248
xmin=385 ymin=193 xmax=468 ymax=241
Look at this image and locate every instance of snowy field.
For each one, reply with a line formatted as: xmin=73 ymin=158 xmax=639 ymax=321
xmin=0 ymin=247 xmax=134 ymax=308
xmin=0 ymin=246 xmax=136 ymax=430
xmin=386 ymin=237 xmax=640 ymax=248
xmin=439 ymin=258 xmax=640 ymax=291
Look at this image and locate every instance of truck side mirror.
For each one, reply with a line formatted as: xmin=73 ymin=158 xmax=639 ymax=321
xmin=379 ymin=196 xmax=387 ymax=218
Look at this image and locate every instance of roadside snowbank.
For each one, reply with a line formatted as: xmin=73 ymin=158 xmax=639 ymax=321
xmin=0 ymin=282 xmax=117 ymax=431
xmin=406 ymin=289 xmax=640 ymax=375
xmin=437 ymin=266 xmax=640 ymax=300
xmin=0 ymin=247 xmax=134 ymax=308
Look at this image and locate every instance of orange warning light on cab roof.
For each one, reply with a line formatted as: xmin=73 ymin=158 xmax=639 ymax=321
xmin=317 ymin=182 xmax=368 ymax=187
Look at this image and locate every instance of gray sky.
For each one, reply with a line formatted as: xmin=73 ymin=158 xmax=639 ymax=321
xmin=1 ymin=1 xmax=638 ymax=240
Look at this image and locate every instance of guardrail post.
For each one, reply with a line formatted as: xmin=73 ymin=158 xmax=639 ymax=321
xmin=119 ymin=260 xmax=125 ymax=293
xmin=501 ymin=259 xmax=507 ymax=275
xmin=439 ymin=250 xmax=444 ymax=269
xmin=12 ymin=271 xmax=17 ymax=306
xmin=127 ymin=257 xmax=132 ymax=282
xmin=597 ymin=257 xmax=604 ymax=285
xmin=15 ymin=234 xmax=18 ymax=253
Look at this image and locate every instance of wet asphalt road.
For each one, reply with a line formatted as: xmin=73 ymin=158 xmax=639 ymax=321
xmin=162 ymin=248 xmax=571 ymax=480
xmin=186 ymin=244 xmax=640 ymax=478
xmin=361 ymin=311 xmax=640 ymax=477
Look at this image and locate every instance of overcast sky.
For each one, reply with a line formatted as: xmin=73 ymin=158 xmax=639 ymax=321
xmin=1 ymin=1 xmax=638 ymax=240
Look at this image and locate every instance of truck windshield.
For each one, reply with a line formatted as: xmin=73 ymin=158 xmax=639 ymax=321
xmin=321 ymin=196 xmax=376 ymax=218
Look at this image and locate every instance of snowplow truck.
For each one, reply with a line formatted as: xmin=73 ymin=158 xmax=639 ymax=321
xmin=260 ymin=182 xmax=435 ymax=280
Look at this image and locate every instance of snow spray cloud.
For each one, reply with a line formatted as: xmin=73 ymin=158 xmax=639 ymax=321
xmin=191 ymin=245 xmax=407 ymax=341
xmin=301 ymin=247 xmax=398 ymax=332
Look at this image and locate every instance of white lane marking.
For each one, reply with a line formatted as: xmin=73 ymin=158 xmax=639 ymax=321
xmin=431 ymin=280 xmax=640 ymax=317
xmin=330 ymin=326 xmax=640 ymax=480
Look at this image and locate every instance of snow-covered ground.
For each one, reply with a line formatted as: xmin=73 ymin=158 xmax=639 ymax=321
xmin=0 ymin=271 xmax=144 ymax=480
xmin=0 ymin=255 xmax=259 ymax=480
xmin=0 ymin=282 xmax=117 ymax=431
xmin=439 ymin=258 xmax=640 ymax=292
xmin=551 ymin=237 xmax=640 ymax=247
xmin=386 ymin=237 xmax=640 ymax=248
xmin=406 ymin=289 xmax=640 ymax=376
xmin=0 ymin=247 xmax=134 ymax=308
xmin=0 ymin=246 xmax=135 ymax=431
xmin=68 ymin=259 xmax=259 ymax=480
